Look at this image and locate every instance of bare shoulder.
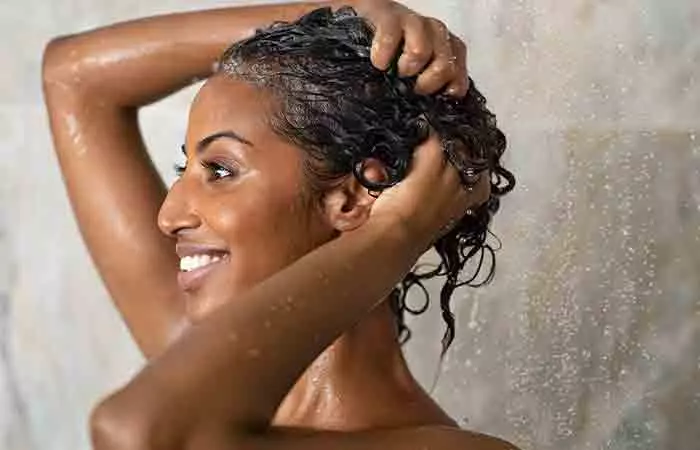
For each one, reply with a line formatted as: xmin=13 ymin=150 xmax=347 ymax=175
xmin=236 ymin=424 xmax=522 ymax=450
xmin=425 ymin=425 xmax=522 ymax=450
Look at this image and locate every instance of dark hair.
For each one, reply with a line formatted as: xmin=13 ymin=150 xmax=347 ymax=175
xmin=217 ymin=6 xmax=515 ymax=357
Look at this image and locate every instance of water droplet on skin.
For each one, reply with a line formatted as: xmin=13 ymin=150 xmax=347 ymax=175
xmin=64 ymin=113 xmax=79 ymax=138
xmin=62 ymin=112 xmax=87 ymax=155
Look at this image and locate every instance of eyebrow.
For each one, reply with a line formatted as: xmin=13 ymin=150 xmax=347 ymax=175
xmin=181 ymin=130 xmax=254 ymax=156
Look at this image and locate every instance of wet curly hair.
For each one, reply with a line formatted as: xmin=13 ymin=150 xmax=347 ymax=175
xmin=217 ymin=6 xmax=515 ymax=357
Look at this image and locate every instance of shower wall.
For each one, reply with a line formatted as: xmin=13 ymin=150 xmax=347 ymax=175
xmin=1 ymin=1 xmax=698 ymax=449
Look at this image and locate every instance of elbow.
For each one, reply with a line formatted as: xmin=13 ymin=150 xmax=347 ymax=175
xmin=90 ymin=389 xmax=245 ymax=450
xmin=89 ymin=391 xmax=161 ymax=450
xmin=42 ymin=37 xmax=70 ymax=86
xmin=41 ymin=35 xmax=87 ymax=95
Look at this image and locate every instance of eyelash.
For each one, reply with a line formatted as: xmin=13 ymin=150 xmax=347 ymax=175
xmin=174 ymin=163 xmax=186 ymax=177
xmin=173 ymin=161 xmax=238 ymax=181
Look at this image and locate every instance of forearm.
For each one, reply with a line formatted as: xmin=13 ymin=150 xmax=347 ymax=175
xmin=97 ymin=217 xmax=423 ymax=445
xmin=42 ymin=1 xmax=342 ymax=108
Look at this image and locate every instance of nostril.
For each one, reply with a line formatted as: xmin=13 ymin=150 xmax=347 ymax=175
xmin=157 ymin=206 xmax=199 ymax=239
xmin=157 ymin=182 xmax=202 ymax=237
xmin=157 ymin=206 xmax=177 ymax=238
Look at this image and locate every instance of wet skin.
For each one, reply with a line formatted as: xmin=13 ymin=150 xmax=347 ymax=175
xmin=160 ymin=73 xmax=461 ymax=429
xmin=41 ymin=1 xmax=517 ymax=448
xmin=158 ymin=75 xmax=332 ymax=322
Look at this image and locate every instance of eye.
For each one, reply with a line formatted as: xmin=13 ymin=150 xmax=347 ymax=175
xmin=174 ymin=144 xmax=189 ymax=178
xmin=173 ymin=163 xmax=187 ymax=178
xmin=201 ymin=160 xmax=238 ymax=181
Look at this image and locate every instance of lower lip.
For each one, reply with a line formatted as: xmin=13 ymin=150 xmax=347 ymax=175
xmin=177 ymin=256 xmax=229 ymax=292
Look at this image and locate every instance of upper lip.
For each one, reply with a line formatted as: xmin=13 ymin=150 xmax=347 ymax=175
xmin=175 ymin=242 xmax=229 ymax=259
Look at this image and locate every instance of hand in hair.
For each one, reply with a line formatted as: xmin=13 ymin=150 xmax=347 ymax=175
xmin=349 ymin=0 xmax=469 ymax=96
xmin=368 ymin=133 xmax=490 ymax=252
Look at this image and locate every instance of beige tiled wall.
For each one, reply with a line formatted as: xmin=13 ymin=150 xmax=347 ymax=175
xmin=2 ymin=1 xmax=698 ymax=449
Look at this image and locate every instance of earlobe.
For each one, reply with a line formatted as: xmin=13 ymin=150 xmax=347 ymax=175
xmin=322 ymin=181 xmax=374 ymax=232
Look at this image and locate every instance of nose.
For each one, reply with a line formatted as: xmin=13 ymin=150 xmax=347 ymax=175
xmin=158 ymin=178 xmax=202 ymax=238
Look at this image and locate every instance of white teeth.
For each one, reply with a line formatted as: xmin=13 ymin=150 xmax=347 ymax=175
xmin=179 ymin=253 xmax=224 ymax=272
xmin=200 ymin=254 xmax=211 ymax=266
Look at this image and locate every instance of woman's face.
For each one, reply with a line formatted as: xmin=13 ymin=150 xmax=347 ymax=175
xmin=158 ymin=74 xmax=334 ymax=322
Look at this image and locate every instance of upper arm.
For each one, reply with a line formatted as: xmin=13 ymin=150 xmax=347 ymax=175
xmin=42 ymin=38 xmax=186 ymax=359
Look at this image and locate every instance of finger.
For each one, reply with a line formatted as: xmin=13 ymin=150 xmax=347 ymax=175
xmin=443 ymin=38 xmax=469 ymax=96
xmin=370 ymin=14 xmax=403 ymax=70
xmin=396 ymin=14 xmax=433 ymax=77
xmin=410 ymin=134 xmax=448 ymax=183
xmin=414 ymin=19 xmax=457 ymax=95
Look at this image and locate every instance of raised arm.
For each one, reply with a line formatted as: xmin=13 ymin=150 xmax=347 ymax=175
xmin=90 ymin=136 xmax=511 ymax=450
xmin=41 ymin=1 xmax=341 ymax=359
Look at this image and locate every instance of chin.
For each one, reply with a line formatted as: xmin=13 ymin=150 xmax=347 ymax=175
xmin=184 ymin=288 xmax=237 ymax=324
xmin=183 ymin=274 xmax=261 ymax=324
xmin=179 ymin=253 xmax=298 ymax=323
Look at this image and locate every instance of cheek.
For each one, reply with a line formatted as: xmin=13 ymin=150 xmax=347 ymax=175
xmin=189 ymin=191 xmax=311 ymax=322
xmin=208 ymin=184 xmax=315 ymax=278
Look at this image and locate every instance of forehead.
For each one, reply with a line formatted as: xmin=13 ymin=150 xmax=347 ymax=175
xmin=186 ymin=74 xmax=278 ymax=151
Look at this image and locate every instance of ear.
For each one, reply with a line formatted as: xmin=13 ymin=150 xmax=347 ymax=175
xmin=321 ymin=158 xmax=389 ymax=232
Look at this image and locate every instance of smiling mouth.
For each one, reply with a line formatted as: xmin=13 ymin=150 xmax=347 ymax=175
xmin=179 ymin=253 xmax=226 ymax=272
xmin=177 ymin=252 xmax=229 ymax=292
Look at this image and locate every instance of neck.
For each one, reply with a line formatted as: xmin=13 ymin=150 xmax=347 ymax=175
xmin=273 ymin=299 xmax=422 ymax=429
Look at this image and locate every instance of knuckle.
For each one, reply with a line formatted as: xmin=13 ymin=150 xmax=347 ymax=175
xmin=375 ymin=18 xmax=400 ymax=40
xmin=406 ymin=12 xmax=426 ymax=29
xmin=406 ymin=44 xmax=431 ymax=61
xmin=378 ymin=31 xmax=401 ymax=46
xmin=433 ymin=60 xmax=457 ymax=76
xmin=430 ymin=18 xmax=449 ymax=37
xmin=453 ymin=38 xmax=467 ymax=55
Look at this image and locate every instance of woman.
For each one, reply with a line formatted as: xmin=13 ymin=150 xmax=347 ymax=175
xmin=42 ymin=0 xmax=516 ymax=449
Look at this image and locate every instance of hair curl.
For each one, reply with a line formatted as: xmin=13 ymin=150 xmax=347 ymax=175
xmin=217 ymin=6 xmax=515 ymax=357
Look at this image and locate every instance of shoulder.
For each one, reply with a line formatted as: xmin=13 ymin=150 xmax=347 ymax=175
xmin=421 ymin=425 xmax=522 ymax=450
xmin=178 ymin=423 xmax=522 ymax=450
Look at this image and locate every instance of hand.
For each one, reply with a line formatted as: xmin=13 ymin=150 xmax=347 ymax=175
xmin=350 ymin=0 xmax=469 ymax=96
xmin=368 ymin=134 xmax=490 ymax=250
